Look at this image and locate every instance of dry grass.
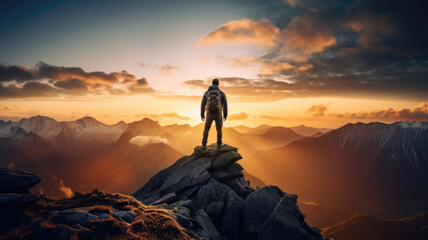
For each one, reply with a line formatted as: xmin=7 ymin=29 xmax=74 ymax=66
xmin=1 ymin=190 xmax=194 ymax=240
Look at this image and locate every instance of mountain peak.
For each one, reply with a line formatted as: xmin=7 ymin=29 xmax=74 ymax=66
xmin=132 ymin=144 xmax=323 ymax=240
xmin=74 ymin=116 xmax=105 ymax=128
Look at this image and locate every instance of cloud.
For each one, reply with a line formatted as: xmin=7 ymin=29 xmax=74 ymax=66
xmin=345 ymin=14 xmax=395 ymax=47
xmin=279 ymin=15 xmax=336 ymax=62
xmin=129 ymin=135 xmax=169 ymax=147
xmin=228 ymin=112 xmax=249 ymax=121
xmin=308 ymin=103 xmax=329 ymax=117
xmin=192 ymin=0 xmax=428 ymax=102
xmin=0 ymin=105 xmax=12 ymax=111
xmin=183 ymin=74 xmax=428 ymax=103
xmin=329 ymin=103 xmax=428 ymax=121
xmin=283 ymin=0 xmax=298 ymax=7
xmin=0 ymin=62 xmax=155 ymax=99
xmin=59 ymin=179 xmax=74 ymax=198
xmin=196 ymin=18 xmax=279 ymax=48
xmin=0 ymin=64 xmax=34 ymax=82
xmin=136 ymin=112 xmax=192 ymax=121
xmin=258 ymin=115 xmax=287 ymax=121
xmin=156 ymin=64 xmax=181 ymax=75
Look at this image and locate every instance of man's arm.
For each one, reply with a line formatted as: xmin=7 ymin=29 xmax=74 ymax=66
xmin=200 ymin=92 xmax=207 ymax=120
xmin=222 ymin=92 xmax=228 ymax=120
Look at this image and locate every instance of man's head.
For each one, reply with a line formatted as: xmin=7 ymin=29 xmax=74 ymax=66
xmin=212 ymin=78 xmax=219 ymax=86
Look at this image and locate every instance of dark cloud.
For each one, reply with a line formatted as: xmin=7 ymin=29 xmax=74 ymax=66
xmin=53 ymin=78 xmax=88 ymax=91
xmin=195 ymin=0 xmax=428 ymax=102
xmin=183 ymin=75 xmax=428 ymax=102
xmin=0 ymin=62 xmax=154 ymax=99
xmin=0 ymin=64 xmax=34 ymax=82
xmin=0 ymin=82 xmax=61 ymax=98
xmin=329 ymin=103 xmax=428 ymax=121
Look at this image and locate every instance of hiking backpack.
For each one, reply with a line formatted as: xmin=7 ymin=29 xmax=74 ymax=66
xmin=205 ymin=90 xmax=222 ymax=114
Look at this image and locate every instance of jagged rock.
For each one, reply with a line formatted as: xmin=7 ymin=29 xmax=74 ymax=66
xmin=243 ymin=185 xmax=285 ymax=232
xmin=221 ymin=190 xmax=244 ymax=240
xmin=258 ymin=195 xmax=322 ymax=240
xmin=211 ymin=163 xmax=244 ymax=182
xmin=192 ymin=178 xmax=231 ymax=211
xmin=46 ymin=207 xmax=110 ymax=225
xmin=162 ymin=200 xmax=194 ymax=229
xmin=210 ymin=151 xmax=242 ymax=170
xmin=0 ymin=168 xmax=41 ymax=193
xmin=132 ymin=144 xmax=323 ymax=240
xmin=0 ymin=193 xmax=39 ymax=205
xmin=153 ymin=192 xmax=177 ymax=205
xmin=205 ymin=201 xmax=224 ymax=217
xmin=132 ymin=144 xmax=242 ymax=205
xmin=28 ymin=225 xmax=74 ymax=240
xmin=193 ymin=209 xmax=222 ymax=240
xmin=223 ymin=177 xmax=248 ymax=199
xmin=113 ymin=209 xmax=136 ymax=223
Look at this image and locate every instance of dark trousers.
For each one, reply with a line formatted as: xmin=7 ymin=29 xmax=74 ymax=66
xmin=202 ymin=112 xmax=223 ymax=146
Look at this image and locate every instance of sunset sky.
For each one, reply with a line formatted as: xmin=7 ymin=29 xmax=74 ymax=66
xmin=1 ymin=0 xmax=427 ymax=128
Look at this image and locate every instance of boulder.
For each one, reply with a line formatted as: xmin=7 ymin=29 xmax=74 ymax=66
xmin=243 ymin=185 xmax=284 ymax=232
xmin=221 ymin=190 xmax=244 ymax=240
xmin=28 ymin=225 xmax=74 ymax=240
xmin=258 ymin=195 xmax=322 ymax=240
xmin=46 ymin=207 xmax=110 ymax=225
xmin=112 ymin=209 xmax=136 ymax=223
xmin=192 ymin=178 xmax=231 ymax=211
xmin=153 ymin=192 xmax=177 ymax=205
xmin=132 ymin=144 xmax=324 ymax=240
xmin=193 ymin=209 xmax=222 ymax=240
xmin=161 ymin=200 xmax=193 ymax=229
xmin=205 ymin=201 xmax=224 ymax=217
xmin=0 ymin=168 xmax=41 ymax=193
xmin=132 ymin=144 xmax=242 ymax=205
xmin=0 ymin=193 xmax=39 ymax=205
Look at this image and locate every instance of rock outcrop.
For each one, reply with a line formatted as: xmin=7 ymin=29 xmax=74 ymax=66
xmin=133 ymin=144 xmax=323 ymax=240
xmin=0 ymin=169 xmax=193 ymax=240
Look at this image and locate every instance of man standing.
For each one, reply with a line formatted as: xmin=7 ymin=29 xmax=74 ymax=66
xmin=201 ymin=78 xmax=228 ymax=149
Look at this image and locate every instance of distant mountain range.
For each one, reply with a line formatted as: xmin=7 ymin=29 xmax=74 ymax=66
xmin=234 ymin=124 xmax=331 ymax=136
xmin=322 ymin=212 xmax=428 ymax=240
xmin=0 ymin=115 xmax=306 ymax=196
xmin=246 ymin=121 xmax=428 ymax=219
xmin=1 ymin=115 xmax=427 ymax=233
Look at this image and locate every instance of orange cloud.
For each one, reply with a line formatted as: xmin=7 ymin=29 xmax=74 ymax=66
xmin=198 ymin=16 xmax=336 ymax=62
xmin=135 ymin=112 xmax=192 ymax=121
xmin=261 ymin=62 xmax=294 ymax=75
xmin=156 ymin=64 xmax=180 ymax=75
xmin=283 ymin=0 xmax=299 ymax=6
xmin=308 ymin=103 xmax=330 ymax=117
xmin=228 ymin=112 xmax=249 ymax=121
xmin=196 ymin=18 xmax=279 ymax=48
xmin=281 ymin=16 xmax=336 ymax=62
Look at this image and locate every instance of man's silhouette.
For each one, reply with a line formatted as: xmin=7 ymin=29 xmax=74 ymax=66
xmin=201 ymin=78 xmax=228 ymax=149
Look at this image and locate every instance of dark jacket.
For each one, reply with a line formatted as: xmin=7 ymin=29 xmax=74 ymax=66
xmin=200 ymin=85 xmax=228 ymax=118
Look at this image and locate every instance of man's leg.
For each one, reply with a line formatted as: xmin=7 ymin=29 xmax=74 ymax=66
xmin=202 ymin=113 xmax=214 ymax=147
xmin=214 ymin=113 xmax=223 ymax=147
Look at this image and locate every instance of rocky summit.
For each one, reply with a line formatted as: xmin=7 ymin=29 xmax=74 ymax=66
xmin=132 ymin=144 xmax=323 ymax=240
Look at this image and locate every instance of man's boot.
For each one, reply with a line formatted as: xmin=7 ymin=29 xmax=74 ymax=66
xmin=217 ymin=142 xmax=224 ymax=149
xmin=202 ymin=142 xmax=207 ymax=150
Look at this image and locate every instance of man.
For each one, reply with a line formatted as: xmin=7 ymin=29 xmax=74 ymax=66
xmin=201 ymin=78 xmax=228 ymax=149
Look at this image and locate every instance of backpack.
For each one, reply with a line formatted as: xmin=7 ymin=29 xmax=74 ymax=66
xmin=205 ymin=90 xmax=222 ymax=114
